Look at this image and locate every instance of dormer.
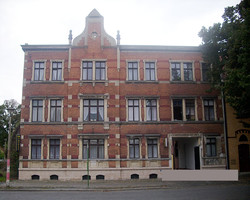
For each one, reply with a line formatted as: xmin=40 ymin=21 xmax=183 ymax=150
xmin=73 ymin=9 xmax=116 ymax=48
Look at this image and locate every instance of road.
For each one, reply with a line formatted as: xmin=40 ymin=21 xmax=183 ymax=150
xmin=0 ymin=184 xmax=249 ymax=200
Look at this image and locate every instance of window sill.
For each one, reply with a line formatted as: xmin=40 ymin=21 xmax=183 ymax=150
xmin=126 ymin=81 xmax=159 ymax=84
xmin=170 ymin=81 xmax=196 ymax=84
xmin=30 ymin=81 xmax=64 ymax=84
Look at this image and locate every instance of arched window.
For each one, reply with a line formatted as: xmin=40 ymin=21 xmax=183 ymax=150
xmin=96 ymin=175 xmax=105 ymax=180
xmin=31 ymin=175 xmax=40 ymax=180
xmin=82 ymin=175 xmax=91 ymax=180
xmin=50 ymin=175 xmax=58 ymax=180
xmin=149 ymin=174 xmax=158 ymax=179
xmin=239 ymin=135 xmax=248 ymax=142
xmin=131 ymin=174 xmax=139 ymax=179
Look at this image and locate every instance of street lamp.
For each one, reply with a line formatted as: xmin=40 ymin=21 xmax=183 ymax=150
xmin=6 ymin=107 xmax=15 ymax=187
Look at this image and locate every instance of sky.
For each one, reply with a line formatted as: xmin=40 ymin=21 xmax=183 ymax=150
xmin=0 ymin=0 xmax=241 ymax=105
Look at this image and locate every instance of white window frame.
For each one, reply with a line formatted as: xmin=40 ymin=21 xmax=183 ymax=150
xmin=126 ymin=98 xmax=142 ymax=122
xmin=144 ymin=99 xmax=159 ymax=122
xmin=170 ymin=61 xmax=195 ymax=82
xmin=146 ymin=137 xmax=160 ymax=159
xmin=81 ymin=59 xmax=107 ymax=81
xmin=126 ymin=60 xmax=140 ymax=81
xmin=171 ymin=98 xmax=197 ymax=121
xmin=127 ymin=137 xmax=142 ymax=159
xmin=202 ymin=98 xmax=217 ymax=121
xmin=47 ymin=137 xmax=62 ymax=160
xmin=32 ymin=60 xmax=47 ymax=81
xmin=29 ymin=98 xmax=45 ymax=122
xmin=50 ymin=60 xmax=64 ymax=81
xmin=144 ymin=60 xmax=157 ymax=81
xmin=29 ymin=137 xmax=44 ymax=160
xmin=48 ymin=98 xmax=63 ymax=122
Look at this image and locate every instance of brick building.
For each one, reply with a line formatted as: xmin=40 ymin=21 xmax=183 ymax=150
xmin=19 ymin=9 xmax=226 ymax=180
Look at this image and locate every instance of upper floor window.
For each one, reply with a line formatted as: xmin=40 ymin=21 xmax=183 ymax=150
xmin=34 ymin=62 xmax=45 ymax=81
xmin=146 ymin=99 xmax=157 ymax=121
xmin=52 ymin=62 xmax=62 ymax=81
xmin=171 ymin=61 xmax=194 ymax=81
xmin=50 ymin=99 xmax=62 ymax=122
xmin=201 ymin=63 xmax=210 ymax=82
xmin=128 ymin=99 xmax=140 ymax=121
xmin=95 ymin=61 xmax=106 ymax=80
xmin=173 ymin=98 xmax=196 ymax=121
xmin=128 ymin=62 xmax=139 ymax=81
xmin=49 ymin=139 xmax=60 ymax=159
xmin=145 ymin=62 xmax=156 ymax=81
xmin=129 ymin=138 xmax=140 ymax=159
xmin=82 ymin=60 xmax=106 ymax=81
xmin=206 ymin=138 xmax=216 ymax=157
xmin=204 ymin=99 xmax=215 ymax=121
xmin=32 ymin=99 xmax=43 ymax=122
xmin=31 ymin=139 xmax=41 ymax=159
xmin=83 ymin=99 xmax=104 ymax=121
xmin=83 ymin=139 xmax=104 ymax=159
xmin=183 ymin=62 xmax=193 ymax=81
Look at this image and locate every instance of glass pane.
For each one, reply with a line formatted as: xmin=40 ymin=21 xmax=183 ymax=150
xmin=90 ymin=107 xmax=97 ymax=121
xmin=51 ymin=107 xmax=55 ymax=121
xmin=96 ymin=68 xmax=100 ymax=80
xmin=152 ymin=107 xmax=157 ymax=120
xmin=99 ymin=145 xmax=104 ymax=159
xmin=55 ymin=146 xmax=60 ymax=159
xmin=134 ymin=139 xmax=139 ymax=144
xmin=83 ymin=69 xmax=87 ymax=80
xmin=84 ymin=107 xmax=89 ymax=121
xmin=34 ymin=69 xmax=39 ymax=80
xmin=153 ymin=145 xmax=158 ymax=158
xmin=84 ymin=100 xmax=89 ymax=105
xmin=99 ymin=100 xmax=104 ymax=106
xmin=37 ymin=146 xmax=41 ymax=159
xmin=32 ymin=107 xmax=37 ymax=121
xmin=133 ymin=69 xmax=138 ymax=80
xmin=134 ymin=107 xmax=139 ymax=121
xmin=57 ymin=69 xmax=62 ymax=80
xmin=90 ymin=145 xmax=97 ymax=159
xmin=88 ymin=68 xmax=92 ymax=80
xmin=83 ymin=145 xmax=87 ymax=159
xmin=134 ymin=100 xmax=139 ymax=106
xmin=128 ymin=69 xmax=133 ymax=80
xmin=146 ymin=70 xmax=150 ymax=80
xmin=206 ymin=145 xmax=211 ymax=156
xmin=98 ymin=107 xmax=104 ymax=121
xmin=148 ymin=145 xmax=152 ymax=158
xmin=146 ymin=107 xmax=151 ymax=121
xmin=135 ymin=145 xmax=139 ymax=158
xmin=128 ymin=107 xmax=133 ymax=121
xmin=91 ymin=100 xmax=97 ymax=106
xmin=38 ymin=100 xmax=43 ymax=106
xmin=128 ymin=100 xmax=133 ymax=106
xmin=212 ymin=145 xmax=216 ymax=156
xmin=56 ymin=108 xmax=61 ymax=121
xmin=101 ymin=68 xmax=105 ymax=80
xmin=38 ymin=107 xmax=43 ymax=121
xmin=39 ymin=69 xmax=44 ymax=81
xmin=129 ymin=145 xmax=134 ymax=158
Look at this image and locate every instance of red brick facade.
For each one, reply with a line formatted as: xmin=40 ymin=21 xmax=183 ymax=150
xmin=19 ymin=9 xmax=226 ymax=180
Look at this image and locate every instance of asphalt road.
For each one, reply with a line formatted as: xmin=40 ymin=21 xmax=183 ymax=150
xmin=0 ymin=184 xmax=249 ymax=200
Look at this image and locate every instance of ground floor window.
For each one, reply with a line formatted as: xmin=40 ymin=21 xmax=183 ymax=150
xmin=49 ymin=139 xmax=60 ymax=159
xmin=147 ymin=139 xmax=158 ymax=158
xmin=129 ymin=138 xmax=140 ymax=159
xmin=206 ymin=138 xmax=216 ymax=157
xmin=83 ymin=139 xmax=104 ymax=159
xmin=31 ymin=139 xmax=41 ymax=159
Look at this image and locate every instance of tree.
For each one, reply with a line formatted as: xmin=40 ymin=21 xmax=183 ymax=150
xmin=199 ymin=0 xmax=250 ymax=126
xmin=0 ymin=100 xmax=21 ymax=148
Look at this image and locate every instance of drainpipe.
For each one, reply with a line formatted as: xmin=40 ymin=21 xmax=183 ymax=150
xmin=221 ymin=90 xmax=229 ymax=169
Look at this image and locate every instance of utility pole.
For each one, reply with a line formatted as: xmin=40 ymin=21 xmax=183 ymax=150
xmin=6 ymin=107 xmax=14 ymax=187
xmin=87 ymin=142 xmax=90 ymax=188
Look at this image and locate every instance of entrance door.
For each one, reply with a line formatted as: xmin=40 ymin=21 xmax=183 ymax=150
xmin=194 ymin=146 xmax=200 ymax=170
xmin=238 ymin=144 xmax=250 ymax=172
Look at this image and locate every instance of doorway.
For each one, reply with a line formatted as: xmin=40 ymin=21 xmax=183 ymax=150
xmin=173 ymin=137 xmax=200 ymax=170
xmin=238 ymin=144 xmax=250 ymax=172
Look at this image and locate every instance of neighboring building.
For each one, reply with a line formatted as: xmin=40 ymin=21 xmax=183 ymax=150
xmin=226 ymin=104 xmax=250 ymax=172
xmin=19 ymin=9 xmax=226 ymax=181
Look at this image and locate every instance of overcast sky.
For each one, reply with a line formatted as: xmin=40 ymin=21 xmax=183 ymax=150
xmin=0 ymin=0 xmax=241 ymax=105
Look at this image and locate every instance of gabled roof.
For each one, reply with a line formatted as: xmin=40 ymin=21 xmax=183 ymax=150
xmin=88 ymin=8 xmax=103 ymax=18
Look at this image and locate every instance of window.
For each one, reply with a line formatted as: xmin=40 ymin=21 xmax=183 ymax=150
xmin=128 ymin=62 xmax=138 ymax=81
xmin=34 ymin=62 xmax=45 ymax=81
xmin=52 ymin=62 xmax=62 ymax=81
xmin=128 ymin=99 xmax=140 ymax=121
xmin=32 ymin=100 xmax=43 ymax=122
xmin=95 ymin=61 xmax=106 ymax=80
xmin=82 ymin=61 xmax=106 ymax=81
xmin=183 ymin=62 xmax=193 ymax=81
xmin=146 ymin=99 xmax=157 ymax=121
xmin=204 ymin=99 xmax=215 ymax=121
xmin=83 ymin=139 xmax=104 ymax=159
xmin=50 ymin=100 xmax=61 ymax=122
xmin=206 ymin=138 xmax=216 ymax=157
xmin=83 ymin=99 xmax=104 ymax=121
xmin=49 ymin=139 xmax=60 ymax=159
xmin=31 ymin=139 xmax=41 ymax=159
xmin=147 ymin=139 xmax=158 ymax=158
xmin=171 ymin=62 xmax=181 ymax=81
xmin=173 ymin=99 xmax=183 ymax=120
xmin=145 ymin=62 xmax=155 ymax=81
xmin=82 ymin=61 xmax=93 ymax=80
xmin=201 ymin=63 xmax=210 ymax=82
xmin=129 ymin=138 xmax=140 ymax=159
xmin=185 ymin=99 xmax=195 ymax=121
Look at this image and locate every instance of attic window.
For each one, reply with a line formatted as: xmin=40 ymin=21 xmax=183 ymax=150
xmin=91 ymin=32 xmax=98 ymax=39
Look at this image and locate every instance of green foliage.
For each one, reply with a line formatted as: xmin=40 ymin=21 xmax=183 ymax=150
xmin=199 ymin=0 xmax=250 ymax=122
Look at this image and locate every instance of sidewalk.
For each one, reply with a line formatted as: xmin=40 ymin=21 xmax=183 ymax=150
xmin=0 ymin=173 xmax=249 ymax=191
